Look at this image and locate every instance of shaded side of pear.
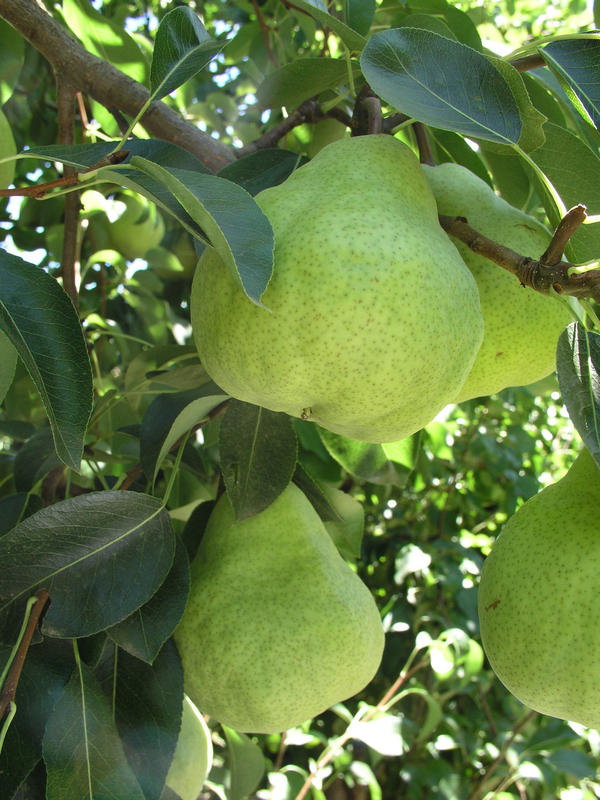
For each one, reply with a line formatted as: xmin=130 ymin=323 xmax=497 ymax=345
xmin=478 ymin=448 xmax=600 ymax=728
xmin=191 ymin=134 xmax=483 ymax=443
xmin=422 ymin=163 xmax=572 ymax=401
xmin=174 ymin=483 xmax=384 ymax=733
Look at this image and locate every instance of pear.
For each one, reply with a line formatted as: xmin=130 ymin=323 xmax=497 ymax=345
xmin=106 ymin=191 xmax=165 ymax=261
xmin=0 ymin=109 xmax=16 ymax=189
xmin=191 ymin=135 xmax=483 ymax=443
xmin=165 ymin=695 xmax=213 ymax=800
xmin=478 ymin=448 xmax=600 ymax=728
xmin=422 ymin=163 xmax=573 ymax=401
xmin=174 ymin=483 xmax=385 ymax=733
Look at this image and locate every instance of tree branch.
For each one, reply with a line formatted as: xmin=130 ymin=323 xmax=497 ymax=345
xmin=439 ymin=205 xmax=600 ymax=301
xmin=0 ymin=0 xmax=234 ymax=172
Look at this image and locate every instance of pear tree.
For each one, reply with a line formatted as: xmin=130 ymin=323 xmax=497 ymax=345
xmin=0 ymin=1 xmax=599 ymax=799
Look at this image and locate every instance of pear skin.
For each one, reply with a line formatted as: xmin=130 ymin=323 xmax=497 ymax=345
xmin=192 ymin=135 xmax=483 ymax=443
xmin=174 ymin=483 xmax=385 ymax=733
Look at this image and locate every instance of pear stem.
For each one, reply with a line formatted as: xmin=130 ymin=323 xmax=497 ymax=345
xmin=439 ymin=205 xmax=600 ymax=301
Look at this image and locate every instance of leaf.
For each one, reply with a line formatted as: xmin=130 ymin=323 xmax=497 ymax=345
xmin=0 ymin=491 xmax=175 ymax=638
xmin=360 ymin=28 xmax=522 ymax=145
xmin=217 ymin=148 xmax=306 ymax=196
xmin=0 ymin=638 xmax=73 ymax=799
xmin=62 ymin=0 xmax=149 ymax=84
xmin=96 ymin=641 xmax=184 ymax=800
xmin=292 ymin=463 xmax=341 ymax=522
xmin=542 ymin=37 xmax=600 ymax=129
xmin=222 ymin=726 xmax=266 ymax=800
xmin=0 ymin=492 xmax=44 ymax=537
xmin=529 ymin=122 xmax=600 ymax=264
xmin=220 ymin=400 xmax=298 ymax=520
xmin=13 ymin=428 xmax=62 ymax=492
xmin=556 ymin=322 xmax=600 ymax=467
xmin=0 ymin=18 xmax=24 ymax=104
xmin=140 ymin=384 xmax=229 ymax=483
xmin=286 ymin=0 xmax=366 ymax=51
xmin=321 ymin=486 xmax=364 ymax=559
xmin=0 ymin=328 xmax=17 ymax=404
xmin=43 ymin=659 xmax=146 ymax=800
xmin=130 ymin=156 xmax=274 ymax=304
xmin=345 ymin=0 xmax=375 ymax=36
xmin=351 ymin=713 xmax=410 ymax=756
xmin=106 ymin=536 xmax=190 ymax=664
xmin=318 ymin=427 xmax=391 ymax=481
xmin=256 ymin=57 xmax=357 ymax=110
xmin=0 ymin=251 xmax=93 ymax=471
xmin=486 ymin=55 xmax=546 ymax=152
xmin=150 ymin=7 xmax=222 ymax=101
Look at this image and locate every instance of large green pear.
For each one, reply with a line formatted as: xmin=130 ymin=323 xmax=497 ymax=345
xmin=174 ymin=483 xmax=385 ymax=733
xmin=165 ymin=695 xmax=213 ymax=800
xmin=191 ymin=135 xmax=483 ymax=443
xmin=478 ymin=449 xmax=600 ymax=728
xmin=422 ymin=163 xmax=573 ymax=401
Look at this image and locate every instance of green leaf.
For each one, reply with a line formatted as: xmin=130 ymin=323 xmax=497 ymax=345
xmin=13 ymin=428 xmax=62 ymax=492
xmin=96 ymin=641 xmax=184 ymax=800
xmin=220 ymin=400 xmax=298 ymax=520
xmin=345 ymin=0 xmax=375 ymax=36
xmin=0 ymin=18 xmax=24 ymax=104
xmin=321 ymin=485 xmax=364 ymax=559
xmin=150 ymin=7 xmax=222 ymax=101
xmin=556 ymin=322 xmax=600 ymax=467
xmin=0 ymin=252 xmax=93 ymax=471
xmin=0 ymin=638 xmax=72 ymax=799
xmin=292 ymin=463 xmax=341 ymax=522
xmin=43 ymin=659 xmax=146 ymax=800
xmin=360 ymin=28 xmax=522 ymax=144
xmin=486 ymin=56 xmax=546 ymax=152
xmin=0 ymin=491 xmax=174 ymax=638
xmin=61 ymin=0 xmax=149 ymax=84
xmin=318 ymin=427 xmax=391 ymax=481
xmin=287 ymin=0 xmax=366 ymax=51
xmin=222 ymin=726 xmax=266 ymax=800
xmin=542 ymin=37 xmax=600 ymax=129
xmin=130 ymin=156 xmax=274 ymax=304
xmin=529 ymin=121 xmax=600 ymax=263
xmin=0 ymin=328 xmax=17 ymax=405
xmin=106 ymin=536 xmax=190 ymax=664
xmin=256 ymin=57 xmax=357 ymax=110
xmin=351 ymin=713 xmax=410 ymax=756
xmin=140 ymin=384 xmax=229 ymax=483
xmin=217 ymin=148 xmax=306 ymax=196
xmin=0 ymin=492 xmax=43 ymax=537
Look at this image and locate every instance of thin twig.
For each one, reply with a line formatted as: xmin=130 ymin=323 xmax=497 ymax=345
xmin=251 ymin=0 xmax=278 ymax=67
xmin=239 ymin=100 xmax=323 ymax=156
xmin=510 ymin=53 xmax=545 ymax=72
xmin=0 ymin=590 xmax=50 ymax=721
xmin=414 ymin=121 xmax=434 ymax=165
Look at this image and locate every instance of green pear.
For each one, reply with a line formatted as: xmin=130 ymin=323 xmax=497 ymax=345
xmin=422 ymin=163 xmax=573 ymax=401
xmin=165 ymin=695 xmax=213 ymax=800
xmin=174 ymin=483 xmax=385 ymax=733
xmin=106 ymin=191 xmax=165 ymax=261
xmin=0 ymin=109 xmax=16 ymax=189
xmin=191 ymin=135 xmax=483 ymax=443
xmin=478 ymin=448 xmax=600 ymax=728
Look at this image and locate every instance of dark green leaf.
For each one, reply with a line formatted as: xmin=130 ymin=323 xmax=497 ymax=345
xmin=222 ymin=726 xmax=266 ymax=800
xmin=130 ymin=157 xmax=274 ymax=304
xmin=140 ymin=384 xmax=228 ymax=483
xmin=0 ymin=492 xmax=44 ymax=537
xmin=256 ymin=57 xmax=357 ymax=110
xmin=43 ymin=659 xmax=146 ymax=800
xmin=542 ymin=38 xmax=600 ymax=129
xmin=180 ymin=500 xmax=215 ymax=562
xmin=0 ymin=638 xmax=72 ymax=799
xmin=97 ymin=642 xmax=184 ymax=800
xmin=318 ymin=427 xmax=391 ymax=481
xmin=107 ymin=536 xmax=190 ymax=664
xmin=218 ymin=149 xmax=306 ymax=195
xmin=0 ymin=329 xmax=17 ymax=404
xmin=292 ymin=463 xmax=341 ymax=522
xmin=0 ymin=252 xmax=93 ymax=471
xmin=0 ymin=491 xmax=174 ymax=638
xmin=13 ymin=428 xmax=62 ymax=493
xmin=556 ymin=322 xmax=600 ymax=467
xmin=360 ymin=28 xmax=521 ymax=144
xmin=547 ymin=747 xmax=598 ymax=778
xmin=0 ymin=18 xmax=25 ymax=104
xmin=150 ymin=7 xmax=222 ymax=100
xmin=220 ymin=400 xmax=298 ymax=520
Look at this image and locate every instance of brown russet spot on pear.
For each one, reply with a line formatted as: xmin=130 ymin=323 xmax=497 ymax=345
xmin=191 ymin=135 xmax=483 ymax=443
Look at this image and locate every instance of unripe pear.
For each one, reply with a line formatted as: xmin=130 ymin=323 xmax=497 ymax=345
xmin=174 ymin=483 xmax=385 ymax=733
xmin=106 ymin=191 xmax=165 ymax=261
xmin=165 ymin=695 xmax=213 ymax=800
xmin=478 ymin=448 xmax=600 ymax=728
xmin=191 ymin=135 xmax=483 ymax=443
xmin=422 ymin=163 xmax=572 ymax=401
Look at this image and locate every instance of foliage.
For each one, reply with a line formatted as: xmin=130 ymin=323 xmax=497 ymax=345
xmin=0 ymin=1 xmax=599 ymax=799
